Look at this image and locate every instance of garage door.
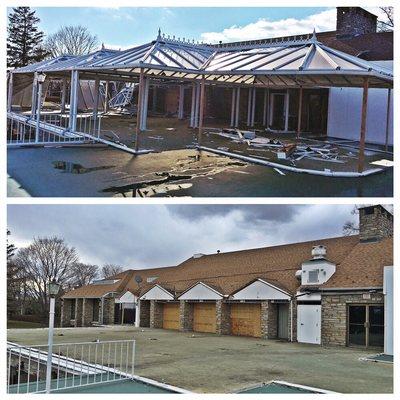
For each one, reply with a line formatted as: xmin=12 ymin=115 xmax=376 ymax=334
xmin=163 ymin=303 xmax=180 ymax=330
xmin=193 ymin=303 xmax=216 ymax=333
xmin=231 ymin=303 xmax=261 ymax=338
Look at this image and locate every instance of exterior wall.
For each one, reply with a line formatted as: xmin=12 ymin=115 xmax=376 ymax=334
xmin=216 ymin=300 xmax=230 ymax=335
xmin=102 ymin=297 xmax=115 ymax=325
xmin=260 ymin=301 xmax=278 ymax=339
xmin=289 ymin=301 xmax=297 ymax=341
xmin=336 ymin=7 xmax=377 ymax=37
xmin=179 ymin=300 xmax=194 ymax=332
xmin=321 ymin=292 xmax=384 ymax=346
xmin=60 ymin=299 xmax=74 ymax=327
xmin=82 ymin=298 xmax=94 ymax=327
xmin=359 ymin=206 xmax=393 ymax=242
xmin=150 ymin=300 xmax=163 ymax=329
xmin=327 ymin=86 xmax=393 ymax=146
xmin=164 ymin=87 xmax=179 ymax=114
xmin=139 ymin=300 xmax=150 ymax=327
xmin=74 ymin=299 xmax=83 ymax=327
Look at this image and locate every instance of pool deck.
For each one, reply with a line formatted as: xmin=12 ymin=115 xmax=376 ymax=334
xmin=7 ymin=326 xmax=393 ymax=394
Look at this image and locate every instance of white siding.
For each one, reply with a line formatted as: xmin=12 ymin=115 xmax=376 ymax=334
xmin=327 ymin=87 xmax=393 ymax=146
xmin=140 ymin=285 xmax=174 ymax=300
xmin=231 ymin=279 xmax=290 ymax=300
xmin=179 ymin=283 xmax=222 ymax=300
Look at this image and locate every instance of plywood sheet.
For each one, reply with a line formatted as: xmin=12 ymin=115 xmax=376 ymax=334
xmin=231 ymin=303 xmax=262 ymax=338
xmin=162 ymin=302 xmax=180 ymax=330
xmin=193 ymin=303 xmax=216 ymax=333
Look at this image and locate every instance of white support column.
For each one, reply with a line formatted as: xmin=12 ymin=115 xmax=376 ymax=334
xmin=247 ymin=88 xmax=252 ymax=126
xmin=35 ymin=79 xmax=43 ymax=143
xmin=140 ymin=77 xmax=149 ymax=130
xmin=31 ymin=72 xmax=38 ymax=117
xmin=235 ymin=87 xmax=240 ymax=127
xmin=190 ymin=83 xmax=196 ymax=128
xmin=230 ymin=87 xmax=236 ymax=127
xmin=262 ymin=89 xmax=269 ymax=126
xmin=194 ymin=82 xmax=201 ymax=128
xmin=60 ymin=77 xmax=67 ymax=114
xmin=251 ymin=87 xmax=256 ymax=127
xmin=92 ymin=77 xmax=100 ymax=133
xmin=284 ymin=89 xmax=290 ymax=131
xmin=385 ymin=88 xmax=391 ymax=151
xmin=69 ymin=70 xmax=79 ymax=131
xmin=135 ymin=299 xmax=140 ymax=328
xmin=178 ymin=85 xmax=185 ymax=119
xmin=104 ymin=81 xmax=109 ymax=113
xmin=7 ymin=72 xmax=14 ymax=112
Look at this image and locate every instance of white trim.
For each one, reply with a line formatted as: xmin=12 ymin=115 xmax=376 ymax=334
xmin=231 ymin=278 xmax=291 ymax=300
xmin=178 ymin=282 xmax=223 ymax=300
xmin=139 ymin=284 xmax=174 ymax=301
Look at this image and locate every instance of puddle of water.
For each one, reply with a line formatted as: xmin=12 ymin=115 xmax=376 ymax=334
xmin=52 ymin=161 xmax=114 ymax=174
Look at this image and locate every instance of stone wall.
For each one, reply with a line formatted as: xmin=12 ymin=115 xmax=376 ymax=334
xmin=150 ymin=300 xmax=163 ymax=329
xmin=74 ymin=298 xmax=83 ymax=327
xmin=82 ymin=298 xmax=94 ymax=327
xmin=321 ymin=292 xmax=384 ymax=346
xmin=336 ymin=7 xmax=377 ymax=38
xmin=216 ymin=300 xmax=230 ymax=335
xmin=289 ymin=301 xmax=297 ymax=341
xmin=359 ymin=205 xmax=393 ymax=242
xmin=102 ymin=297 xmax=115 ymax=325
xmin=267 ymin=302 xmax=278 ymax=339
xmin=139 ymin=300 xmax=150 ymax=327
xmin=179 ymin=300 xmax=194 ymax=332
xmin=60 ymin=299 xmax=74 ymax=327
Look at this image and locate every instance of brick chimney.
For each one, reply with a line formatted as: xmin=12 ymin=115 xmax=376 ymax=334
xmin=359 ymin=205 xmax=393 ymax=242
xmin=336 ymin=7 xmax=377 ymax=39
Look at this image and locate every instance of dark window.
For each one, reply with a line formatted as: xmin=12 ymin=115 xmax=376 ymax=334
xmin=363 ymin=207 xmax=375 ymax=215
xmin=70 ymin=300 xmax=76 ymax=319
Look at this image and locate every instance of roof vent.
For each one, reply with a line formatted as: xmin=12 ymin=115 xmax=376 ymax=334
xmin=193 ymin=253 xmax=205 ymax=259
xmin=295 ymin=270 xmax=302 ymax=280
xmin=311 ymin=245 xmax=327 ymax=259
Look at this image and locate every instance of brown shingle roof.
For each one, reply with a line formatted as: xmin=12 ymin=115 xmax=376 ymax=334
xmin=62 ymin=235 xmax=392 ymax=299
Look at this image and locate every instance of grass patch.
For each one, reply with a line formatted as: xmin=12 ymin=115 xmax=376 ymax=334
xmin=7 ymin=320 xmax=45 ymax=329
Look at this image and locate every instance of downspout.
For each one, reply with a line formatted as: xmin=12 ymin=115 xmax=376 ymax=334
xmin=290 ymin=298 xmax=293 ymax=342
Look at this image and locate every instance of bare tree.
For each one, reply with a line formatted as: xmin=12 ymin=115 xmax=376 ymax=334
xmin=14 ymin=236 xmax=78 ymax=319
xmin=69 ymin=262 xmax=99 ymax=288
xmin=44 ymin=25 xmax=99 ymax=58
xmin=378 ymin=7 xmax=394 ymax=31
xmin=342 ymin=206 xmax=359 ymax=236
xmin=102 ymin=264 xmax=124 ymax=279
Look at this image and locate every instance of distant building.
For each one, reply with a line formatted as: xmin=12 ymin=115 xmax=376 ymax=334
xmin=62 ymin=204 xmax=393 ymax=351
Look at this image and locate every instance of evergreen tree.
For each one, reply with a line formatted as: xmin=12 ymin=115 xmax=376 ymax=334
xmin=7 ymin=7 xmax=49 ymax=68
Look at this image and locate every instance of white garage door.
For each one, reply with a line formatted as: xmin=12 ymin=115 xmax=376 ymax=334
xmin=297 ymin=304 xmax=321 ymax=344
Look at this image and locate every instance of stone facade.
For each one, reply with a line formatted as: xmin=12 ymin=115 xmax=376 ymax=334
xmin=179 ymin=300 xmax=193 ymax=332
xmin=216 ymin=300 xmax=230 ymax=335
xmin=260 ymin=301 xmax=279 ymax=339
xmin=74 ymin=298 xmax=83 ymax=327
xmin=150 ymin=300 xmax=163 ymax=328
xmin=321 ymin=292 xmax=384 ymax=346
xmin=359 ymin=205 xmax=393 ymax=242
xmin=139 ymin=300 xmax=150 ymax=327
xmin=82 ymin=298 xmax=94 ymax=326
xmin=336 ymin=7 xmax=377 ymax=38
xmin=102 ymin=297 xmax=115 ymax=325
xmin=60 ymin=299 xmax=74 ymax=327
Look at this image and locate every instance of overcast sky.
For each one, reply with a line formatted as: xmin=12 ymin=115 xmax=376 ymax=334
xmin=7 ymin=204 xmax=361 ymax=269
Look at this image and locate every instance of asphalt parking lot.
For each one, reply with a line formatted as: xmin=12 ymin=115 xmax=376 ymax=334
xmin=7 ymin=326 xmax=393 ymax=393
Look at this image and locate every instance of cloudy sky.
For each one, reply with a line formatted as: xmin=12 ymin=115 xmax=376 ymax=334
xmin=27 ymin=6 xmax=389 ymax=49
xmin=8 ymin=204 xmax=361 ymax=269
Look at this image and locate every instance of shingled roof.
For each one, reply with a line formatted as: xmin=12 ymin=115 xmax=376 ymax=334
xmin=62 ymin=234 xmax=393 ymax=299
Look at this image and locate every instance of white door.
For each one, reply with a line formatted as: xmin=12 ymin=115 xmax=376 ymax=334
xmin=297 ymin=304 xmax=321 ymax=344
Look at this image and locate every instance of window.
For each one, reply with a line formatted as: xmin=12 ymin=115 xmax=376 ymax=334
xmin=70 ymin=299 xmax=76 ymax=319
xmin=308 ymin=269 xmax=319 ymax=283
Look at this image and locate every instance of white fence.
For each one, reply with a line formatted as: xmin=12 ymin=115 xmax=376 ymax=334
xmin=7 ymin=340 xmax=135 ymax=394
xmin=7 ymin=112 xmax=101 ymax=146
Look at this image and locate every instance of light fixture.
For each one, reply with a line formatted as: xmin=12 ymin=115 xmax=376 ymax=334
xmin=37 ymin=72 xmax=46 ymax=84
xmin=48 ymin=280 xmax=61 ymax=297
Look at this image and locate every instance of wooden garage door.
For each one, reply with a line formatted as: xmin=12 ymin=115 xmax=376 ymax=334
xmin=163 ymin=303 xmax=180 ymax=330
xmin=231 ymin=303 xmax=262 ymax=338
xmin=193 ymin=303 xmax=216 ymax=333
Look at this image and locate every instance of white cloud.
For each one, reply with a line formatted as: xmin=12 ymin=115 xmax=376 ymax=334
xmin=200 ymin=7 xmax=392 ymax=44
xmin=200 ymin=8 xmax=337 ymax=44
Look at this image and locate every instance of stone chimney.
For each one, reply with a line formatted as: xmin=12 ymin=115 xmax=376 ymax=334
xmin=336 ymin=7 xmax=377 ymax=39
xmin=359 ymin=205 xmax=393 ymax=242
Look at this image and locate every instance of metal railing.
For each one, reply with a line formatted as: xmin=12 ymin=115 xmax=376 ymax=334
xmin=7 ymin=112 xmax=101 ymax=146
xmin=7 ymin=340 xmax=135 ymax=394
